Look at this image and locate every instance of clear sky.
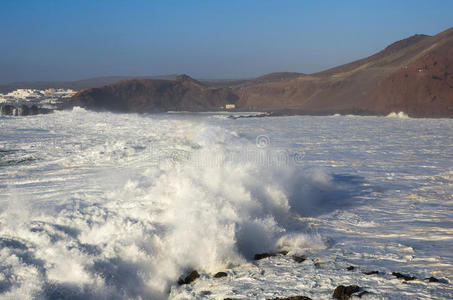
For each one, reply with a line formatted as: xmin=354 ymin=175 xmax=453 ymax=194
xmin=1 ymin=0 xmax=452 ymax=83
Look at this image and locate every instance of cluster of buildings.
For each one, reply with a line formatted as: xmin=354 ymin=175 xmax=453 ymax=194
xmin=0 ymin=88 xmax=77 ymax=116
xmin=0 ymin=88 xmax=76 ymax=106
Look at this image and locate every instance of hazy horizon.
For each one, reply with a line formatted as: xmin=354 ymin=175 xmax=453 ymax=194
xmin=1 ymin=0 xmax=452 ymax=84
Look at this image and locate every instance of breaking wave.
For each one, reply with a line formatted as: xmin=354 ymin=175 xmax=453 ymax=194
xmin=0 ymin=110 xmax=344 ymax=299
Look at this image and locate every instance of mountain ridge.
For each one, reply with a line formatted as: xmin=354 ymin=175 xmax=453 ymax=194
xmin=68 ymin=27 xmax=453 ymax=117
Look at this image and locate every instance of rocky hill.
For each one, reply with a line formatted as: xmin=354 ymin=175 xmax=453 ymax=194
xmin=69 ymin=75 xmax=238 ymax=112
xmin=235 ymin=27 xmax=453 ymax=117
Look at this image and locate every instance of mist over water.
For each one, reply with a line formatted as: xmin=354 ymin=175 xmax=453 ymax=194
xmin=1 ymin=110 xmax=453 ymax=299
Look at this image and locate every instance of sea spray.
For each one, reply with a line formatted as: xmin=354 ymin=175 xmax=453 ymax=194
xmin=0 ymin=110 xmax=342 ymax=299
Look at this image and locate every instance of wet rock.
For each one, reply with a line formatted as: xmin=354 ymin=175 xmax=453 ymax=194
xmin=37 ymin=107 xmax=53 ymax=115
xmin=392 ymin=272 xmax=416 ymax=281
xmin=0 ymin=104 xmax=53 ymax=116
xmin=254 ymin=251 xmax=288 ymax=260
xmin=293 ymin=255 xmax=307 ymax=263
xmin=1 ymin=105 xmax=15 ymax=115
xmin=214 ymin=272 xmax=228 ymax=278
xmin=178 ymin=270 xmax=200 ymax=285
xmin=267 ymin=296 xmax=312 ymax=300
xmin=228 ymin=113 xmax=271 ymax=120
xmin=346 ymin=266 xmax=355 ymax=271
xmin=332 ymin=285 xmax=360 ymax=300
xmin=314 ymin=262 xmax=321 ymax=268
xmin=363 ymin=271 xmax=379 ymax=275
xmin=19 ymin=104 xmax=30 ymax=116
xmin=30 ymin=104 xmax=39 ymax=115
xmin=254 ymin=253 xmax=276 ymax=260
xmin=425 ymin=276 xmax=448 ymax=283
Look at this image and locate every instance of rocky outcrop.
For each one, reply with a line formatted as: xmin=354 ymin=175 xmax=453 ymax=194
xmin=177 ymin=270 xmax=200 ymax=285
xmin=332 ymin=285 xmax=361 ymax=300
xmin=392 ymin=272 xmax=417 ymax=281
xmin=70 ymin=75 xmax=238 ymax=112
xmin=0 ymin=104 xmax=52 ymax=116
xmin=214 ymin=272 xmax=228 ymax=278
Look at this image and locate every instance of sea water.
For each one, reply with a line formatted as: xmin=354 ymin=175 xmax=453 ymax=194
xmin=1 ymin=109 xmax=452 ymax=299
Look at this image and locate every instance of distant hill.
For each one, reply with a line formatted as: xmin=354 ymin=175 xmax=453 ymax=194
xmin=69 ymin=75 xmax=238 ymax=112
xmin=68 ymin=27 xmax=453 ymax=117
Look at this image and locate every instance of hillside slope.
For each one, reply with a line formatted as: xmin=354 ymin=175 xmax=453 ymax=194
xmin=235 ymin=27 xmax=453 ymax=117
xmin=70 ymin=75 xmax=238 ymax=112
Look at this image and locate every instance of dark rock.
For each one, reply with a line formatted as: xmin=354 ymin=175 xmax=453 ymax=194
xmin=0 ymin=104 xmax=53 ymax=116
xmin=293 ymin=255 xmax=307 ymax=263
xmin=363 ymin=271 xmax=379 ymax=275
xmin=254 ymin=251 xmax=289 ymax=260
xmin=424 ymin=276 xmax=448 ymax=283
xmin=178 ymin=270 xmax=200 ymax=285
xmin=19 ymin=104 xmax=29 ymax=116
xmin=426 ymin=276 xmax=439 ymax=282
xmin=314 ymin=262 xmax=321 ymax=268
xmin=214 ymin=272 xmax=228 ymax=278
xmin=1 ymin=105 xmax=15 ymax=115
xmin=332 ymin=285 xmax=360 ymax=300
xmin=37 ymin=107 xmax=53 ymax=115
xmin=228 ymin=113 xmax=271 ymax=120
xmin=30 ymin=105 xmax=39 ymax=115
xmin=267 ymin=296 xmax=312 ymax=300
xmin=346 ymin=266 xmax=355 ymax=271
xmin=392 ymin=272 xmax=416 ymax=281
xmin=254 ymin=253 xmax=276 ymax=260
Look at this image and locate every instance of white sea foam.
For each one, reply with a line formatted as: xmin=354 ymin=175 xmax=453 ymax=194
xmin=386 ymin=111 xmax=409 ymax=118
xmin=0 ymin=110 xmax=338 ymax=299
xmin=1 ymin=111 xmax=452 ymax=299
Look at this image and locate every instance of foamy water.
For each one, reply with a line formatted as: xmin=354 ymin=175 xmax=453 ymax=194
xmin=0 ymin=110 xmax=452 ymax=299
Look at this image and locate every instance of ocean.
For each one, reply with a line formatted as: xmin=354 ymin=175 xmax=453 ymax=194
xmin=1 ymin=108 xmax=452 ymax=299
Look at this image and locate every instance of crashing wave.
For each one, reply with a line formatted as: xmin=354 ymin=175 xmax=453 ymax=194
xmin=386 ymin=111 xmax=409 ymax=118
xmin=0 ymin=109 xmax=340 ymax=299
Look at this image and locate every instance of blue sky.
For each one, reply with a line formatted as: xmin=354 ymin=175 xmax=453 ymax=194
xmin=0 ymin=0 xmax=452 ymax=83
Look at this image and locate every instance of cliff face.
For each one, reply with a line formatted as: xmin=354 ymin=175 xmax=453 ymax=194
xmin=70 ymin=75 xmax=238 ymax=112
xmin=70 ymin=28 xmax=453 ymax=117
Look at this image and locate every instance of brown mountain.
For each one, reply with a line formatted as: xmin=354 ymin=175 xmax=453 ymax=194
xmin=70 ymin=75 xmax=238 ymax=112
xmin=70 ymin=27 xmax=453 ymax=117
xmin=235 ymin=27 xmax=453 ymax=117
